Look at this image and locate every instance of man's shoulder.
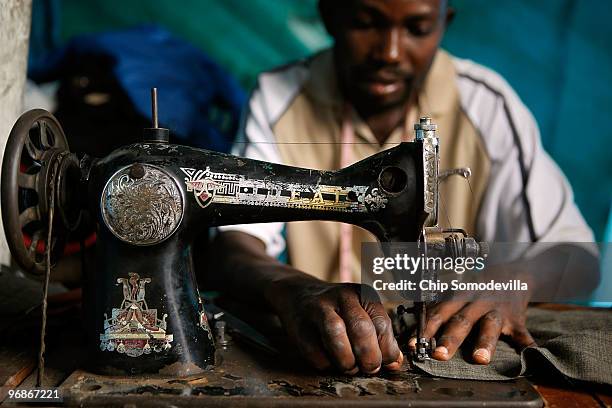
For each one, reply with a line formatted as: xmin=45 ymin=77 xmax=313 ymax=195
xmin=249 ymin=48 xmax=337 ymax=129
xmin=449 ymin=54 xmax=524 ymax=109
xmin=257 ymin=56 xmax=311 ymax=90
xmin=255 ymin=49 xmax=330 ymax=97
xmin=448 ymin=53 xmax=539 ymax=157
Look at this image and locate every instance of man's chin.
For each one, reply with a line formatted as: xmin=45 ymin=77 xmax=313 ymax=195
xmin=358 ymin=91 xmax=408 ymax=113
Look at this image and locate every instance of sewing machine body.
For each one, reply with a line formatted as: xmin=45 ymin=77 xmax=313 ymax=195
xmin=85 ymin=137 xmax=428 ymax=374
xmin=2 ymin=93 xmax=482 ymax=375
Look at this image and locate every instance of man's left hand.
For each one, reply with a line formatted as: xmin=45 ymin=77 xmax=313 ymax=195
xmin=410 ymin=299 xmax=536 ymax=364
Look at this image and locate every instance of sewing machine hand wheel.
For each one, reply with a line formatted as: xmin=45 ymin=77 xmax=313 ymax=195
xmin=1 ymin=109 xmax=81 ymax=276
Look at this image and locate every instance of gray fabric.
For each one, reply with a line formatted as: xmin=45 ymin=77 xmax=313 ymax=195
xmin=413 ymin=308 xmax=612 ymax=386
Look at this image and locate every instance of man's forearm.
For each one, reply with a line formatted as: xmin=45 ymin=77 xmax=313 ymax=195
xmin=205 ymin=231 xmax=321 ymax=310
xmin=202 ymin=231 xmax=403 ymax=373
xmin=483 ymin=243 xmax=600 ymax=302
xmin=525 ymin=243 xmax=600 ymax=301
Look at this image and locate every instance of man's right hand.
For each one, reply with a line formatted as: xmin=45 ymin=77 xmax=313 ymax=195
xmin=270 ymin=278 xmax=403 ymax=374
xmin=206 ymin=231 xmax=403 ymax=375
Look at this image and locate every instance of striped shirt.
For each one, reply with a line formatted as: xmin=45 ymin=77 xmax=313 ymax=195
xmin=219 ymin=48 xmax=593 ymax=282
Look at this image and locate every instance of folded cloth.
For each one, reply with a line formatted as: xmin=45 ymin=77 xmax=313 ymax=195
xmin=412 ymin=308 xmax=612 ymax=386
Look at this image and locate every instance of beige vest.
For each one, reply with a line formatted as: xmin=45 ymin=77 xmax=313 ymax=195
xmin=272 ymin=50 xmax=490 ymax=282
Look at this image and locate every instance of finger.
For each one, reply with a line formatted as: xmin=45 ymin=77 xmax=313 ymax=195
xmin=408 ymin=302 xmax=464 ymax=353
xmin=472 ymin=310 xmax=503 ymax=364
xmin=406 ymin=324 xmax=417 ymax=352
xmin=366 ymin=302 xmax=402 ymax=369
xmin=385 ymin=350 xmax=404 ymax=371
xmin=288 ymin=319 xmax=332 ymax=371
xmin=313 ymin=308 xmax=357 ymax=374
xmin=408 ymin=336 xmax=417 ymax=352
xmin=339 ymin=296 xmax=382 ymax=374
xmin=423 ymin=301 xmax=467 ymax=340
xmin=434 ymin=302 xmax=488 ymax=361
xmin=511 ymin=326 xmax=537 ymax=351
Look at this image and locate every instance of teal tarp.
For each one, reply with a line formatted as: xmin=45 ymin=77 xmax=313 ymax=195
xmin=33 ymin=0 xmax=612 ymax=239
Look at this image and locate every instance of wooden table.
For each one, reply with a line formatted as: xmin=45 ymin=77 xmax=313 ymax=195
xmin=0 ymin=286 xmax=610 ymax=407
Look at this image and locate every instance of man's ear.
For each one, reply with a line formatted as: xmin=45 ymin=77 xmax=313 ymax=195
xmin=445 ymin=6 xmax=456 ymax=27
xmin=318 ymin=0 xmax=338 ymax=38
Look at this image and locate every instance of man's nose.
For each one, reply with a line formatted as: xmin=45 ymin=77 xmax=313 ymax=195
xmin=376 ymin=27 xmax=401 ymax=64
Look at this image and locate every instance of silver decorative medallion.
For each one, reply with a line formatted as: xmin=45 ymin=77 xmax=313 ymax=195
xmin=101 ymin=164 xmax=183 ymax=245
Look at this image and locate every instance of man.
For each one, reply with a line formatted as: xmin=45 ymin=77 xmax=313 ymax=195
xmin=212 ymin=0 xmax=595 ymax=375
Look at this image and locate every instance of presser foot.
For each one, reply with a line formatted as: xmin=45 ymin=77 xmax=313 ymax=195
xmin=414 ymin=337 xmax=436 ymax=361
xmin=396 ymin=305 xmax=437 ymax=361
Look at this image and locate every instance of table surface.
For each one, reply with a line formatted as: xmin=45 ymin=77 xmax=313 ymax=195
xmin=0 ymin=282 xmax=610 ymax=407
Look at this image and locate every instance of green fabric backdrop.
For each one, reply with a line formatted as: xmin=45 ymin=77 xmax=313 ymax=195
xmin=39 ymin=0 xmax=611 ymax=239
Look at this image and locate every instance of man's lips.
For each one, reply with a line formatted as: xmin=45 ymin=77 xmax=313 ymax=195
xmin=366 ymin=73 xmax=406 ymax=84
xmin=355 ymin=70 xmax=412 ymax=96
xmin=362 ymin=76 xmax=406 ymax=96
xmin=367 ymin=81 xmax=403 ymax=96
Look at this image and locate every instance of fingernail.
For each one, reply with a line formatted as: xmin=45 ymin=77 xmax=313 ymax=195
xmin=408 ymin=337 xmax=416 ymax=349
xmin=385 ymin=361 xmax=401 ymax=371
xmin=434 ymin=346 xmax=449 ymax=360
xmin=363 ymin=366 xmax=381 ymax=375
xmin=473 ymin=348 xmax=490 ymax=364
xmin=344 ymin=366 xmax=359 ymax=376
xmin=385 ymin=352 xmax=404 ymax=371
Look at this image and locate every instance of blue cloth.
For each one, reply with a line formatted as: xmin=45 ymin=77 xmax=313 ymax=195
xmin=29 ymin=25 xmax=246 ymax=152
xmin=442 ymin=0 xmax=612 ymax=240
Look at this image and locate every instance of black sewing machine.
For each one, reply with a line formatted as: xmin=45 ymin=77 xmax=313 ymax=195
xmin=1 ymin=89 xmax=485 ymax=376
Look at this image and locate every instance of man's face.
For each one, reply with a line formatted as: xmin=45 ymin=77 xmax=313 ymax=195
xmin=325 ymin=0 xmax=449 ymax=113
